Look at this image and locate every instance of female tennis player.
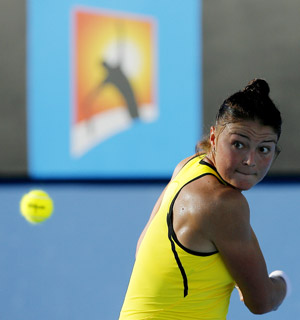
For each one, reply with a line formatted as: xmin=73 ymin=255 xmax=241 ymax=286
xmin=119 ymin=79 xmax=290 ymax=319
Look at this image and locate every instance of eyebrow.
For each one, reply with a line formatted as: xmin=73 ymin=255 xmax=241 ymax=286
xmin=230 ymin=132 xmax=277 ymax=144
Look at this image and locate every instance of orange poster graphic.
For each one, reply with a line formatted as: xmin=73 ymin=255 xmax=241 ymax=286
xmin=71 ymin=7 xmax=158 ymax=157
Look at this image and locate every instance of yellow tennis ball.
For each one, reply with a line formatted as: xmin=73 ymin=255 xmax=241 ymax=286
xmin=20 ymin=190 xmax=54 ymax=224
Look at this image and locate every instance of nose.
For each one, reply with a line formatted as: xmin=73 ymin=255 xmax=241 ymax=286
xmin=243 ymin=150 xmax=256 ymax=167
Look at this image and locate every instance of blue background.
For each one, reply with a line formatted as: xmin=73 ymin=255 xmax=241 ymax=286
xmin=0 ymin=182 xmax=298 ymax=319
xmin=27 ymin=0 xmax=201 ymax=179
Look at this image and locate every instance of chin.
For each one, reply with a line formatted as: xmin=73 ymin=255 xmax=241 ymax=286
xmin=238 ymin=184 xmax=254 ymax=191
xmin=230 ymin=177 xmax=258 ymax=191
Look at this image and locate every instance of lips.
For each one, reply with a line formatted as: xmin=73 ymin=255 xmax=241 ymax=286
xmin=236 ymin=170 xmax=256 ymax=176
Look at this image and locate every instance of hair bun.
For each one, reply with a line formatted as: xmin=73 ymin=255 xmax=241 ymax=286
xmin=243 ymin=78 xmax=270 ymax=96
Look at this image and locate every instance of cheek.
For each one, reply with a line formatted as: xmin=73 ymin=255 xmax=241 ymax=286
xmin=215 ymin=148 xmax=238 ymax=177
xmin=216 ymin=144 xmax=240 ymax=166
xmin=259 ymin=156 xmax=274 ymax=172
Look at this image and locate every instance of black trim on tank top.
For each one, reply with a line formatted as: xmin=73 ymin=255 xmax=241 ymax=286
xmin=167 ymin=172 xmax=223 ymax=298
xmin=200 ymin=158 xmax=216 ymax=171
xmin=168 ymin=174 xmax=220 ymax=257
xmin=200 ymin=158 xmax=235 ymax=188
xmin=200 ymin=158 xmax=225 ymax=181
xmin=180 ymin=155 xmax=224 ymax=185
xmin=181 ymin=155 xmax=223 ymax=183
xmin=167 ymin=213 xmax=189 ymax=297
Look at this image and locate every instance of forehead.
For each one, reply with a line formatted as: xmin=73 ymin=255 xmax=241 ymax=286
xmin=221 ymin=121 xmax=278 ymax=142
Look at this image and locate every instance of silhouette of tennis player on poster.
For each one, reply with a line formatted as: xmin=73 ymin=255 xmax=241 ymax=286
xmin=84 ymin=21 xmax=139 ymax=124
xmin=100 ymin=60 xmax=139 ymax=119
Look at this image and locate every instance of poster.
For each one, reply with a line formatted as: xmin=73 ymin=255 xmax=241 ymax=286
xmin=27 ymin=0 xmax=201 ymax=179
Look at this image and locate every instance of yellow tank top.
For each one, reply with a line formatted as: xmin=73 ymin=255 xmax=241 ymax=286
xmin=119 ymin=155 xmax=235 ymax=320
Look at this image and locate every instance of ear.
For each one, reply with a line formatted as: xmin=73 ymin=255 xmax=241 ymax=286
xmin=210 ymin=126 xmax=216 ymax=149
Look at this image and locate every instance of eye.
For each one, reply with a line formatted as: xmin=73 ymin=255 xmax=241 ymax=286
xmin=259 ymin=146 xmax=271 ymax=154
xmin=233 ymin=141 xmax=244 ymax=149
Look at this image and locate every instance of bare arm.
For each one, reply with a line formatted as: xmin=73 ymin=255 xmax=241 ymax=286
xmin=209 ymin=189 xmax=287 ymax=314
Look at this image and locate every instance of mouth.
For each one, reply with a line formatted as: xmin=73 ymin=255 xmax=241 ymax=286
xmin=236 ymin=170 xmax=257 ymax=176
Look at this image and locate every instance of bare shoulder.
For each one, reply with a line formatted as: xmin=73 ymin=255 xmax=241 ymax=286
xmin=173 ymin=174 xmax=249 ymax=252
xmin=212 ymin=185 xmax=249 ymax=217
xmin=183 ymin=176 xmax=250 ymax=238
xmin=175 ymin=175 xmax=249 ymax=236
xmin=201 ymin=181 xmax=252 ymax=248
xmin=186 ymin=174 xmax=249 ymax=215
xmin=208 ymin=182 xmax=249 ymax=227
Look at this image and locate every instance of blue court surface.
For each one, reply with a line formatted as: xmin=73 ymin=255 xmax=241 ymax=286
xmin=0 ymin=181 xmax=299 ymax=319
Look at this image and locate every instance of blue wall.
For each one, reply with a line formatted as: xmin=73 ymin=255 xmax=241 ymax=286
xmin=27 ymin=0 xmax=201 ymax=179
xmin=0 ymin=182 xmax=298 ymax=319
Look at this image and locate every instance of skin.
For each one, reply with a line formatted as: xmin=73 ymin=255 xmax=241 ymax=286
xmin=137 ymin=120 xmax=287 ymax=314
xmin=208 ymin=121 xmax=278 ymax=191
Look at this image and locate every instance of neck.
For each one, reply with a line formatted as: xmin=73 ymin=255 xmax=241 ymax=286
xmin=203 ymin=153 xmax=216 ymax=167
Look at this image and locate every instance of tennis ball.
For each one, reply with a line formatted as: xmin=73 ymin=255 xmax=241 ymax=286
xmin=20 ymin=190 xmax=54 ymax=224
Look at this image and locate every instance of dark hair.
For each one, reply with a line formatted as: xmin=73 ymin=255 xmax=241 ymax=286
xmin=196 ymin=78 xmax=282 ymax=154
